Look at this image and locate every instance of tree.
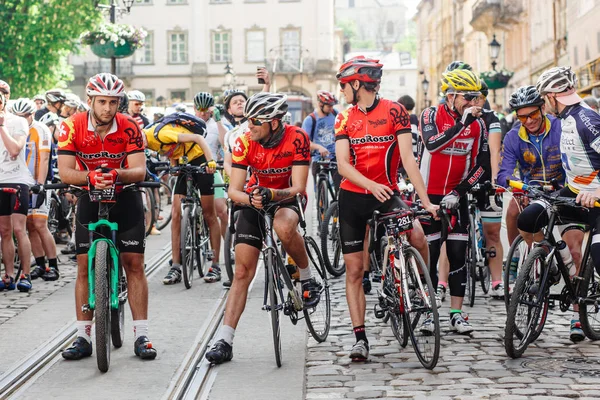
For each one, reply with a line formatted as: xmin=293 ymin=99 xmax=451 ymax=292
xmin=0 ymin=1 xmax=102 ymax=97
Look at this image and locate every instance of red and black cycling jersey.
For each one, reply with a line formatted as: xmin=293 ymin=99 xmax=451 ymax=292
xmin=231 ymin=125 xmax=310 ymax=192
xmin=419 ymin=103 xmax=488 ymax=196
xmin=57 ymin=112 xmax=145 ymax=171
xmin=334 ymin=97 xmax=411 ymax=194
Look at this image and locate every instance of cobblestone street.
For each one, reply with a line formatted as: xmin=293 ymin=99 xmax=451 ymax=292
xmin=305 ymin=277 xmax=600 ymax=400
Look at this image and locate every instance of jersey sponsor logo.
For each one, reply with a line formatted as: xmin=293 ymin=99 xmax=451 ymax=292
xmin=253 ymin=166 xmax=292 ymax=175
xmin=467 ymin=166 xmax=484 ymax=185
xmin=273 ymin=150 xmax=293 ymax=161
xmin=347 ymin=120 xmax=364 ymax=134
xmin=254 ymin=152 xmax=265 ymax=163
xmin=77 ymin=150 xmax=126 ymax=161
xmin=423 ymin=125 xmax=434 ymax=132
xmin=578 ymin=109 xmax=600 ymax=137
xmin=122 ymin=239 xmax=140 ymax=247
xmin=231 ymin=134 xmax=249 ymax=163
xmin=57 ymin=119 xmax=75 ymax=148
xmin=390 ymin=103 xmax=410 ymax=128
xmin=440 ymin=138 xmax=474 ymax=155
xmin=460 ymin=126 xmax=472 ymax=137
xmin=349 ymin=134 xmax=395 ymax=145
xmin=106 ymin=136 xmax=125 ymax=145
xmin=422 ymin=108 xmax=434 ymax=125
xmin=368 ymin=118 xmax=387 ymax=128
xmin=591 ymin=137 xmax=600 ymax=154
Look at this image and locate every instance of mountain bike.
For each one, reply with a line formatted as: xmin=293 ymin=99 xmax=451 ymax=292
xmin=371 ymin=202 xmax=440 ymax=369
xmin=45 ymin=181 xmax=160 ymax=372
xmin=504 ymin=180 xmax=600 ymax=359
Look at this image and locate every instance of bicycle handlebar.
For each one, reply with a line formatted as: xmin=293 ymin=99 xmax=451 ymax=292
xmin=508 ymin=179 xmax=600 ymax=208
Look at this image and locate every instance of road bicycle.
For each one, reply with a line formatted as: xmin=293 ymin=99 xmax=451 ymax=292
xmin=504 ymin=180 xmax=600 ymax=358
xmin=45 ymin=181 xmax=160 ymax=372
xmin=371 ymin=202 xmax=440 ymax=369
xmin=314 ymin=158 xmax=338 ymax=233
xmin=145 ymin=158 xmax=173 ymax=232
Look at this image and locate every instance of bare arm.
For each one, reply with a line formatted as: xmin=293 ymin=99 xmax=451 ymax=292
xmin=270 ymin=164 xmax=309 ymax=202
xmin=116 ymin=152 xmax=146 ymax=183
xmin=37 ymin=151 xmax=50 ymax=184
xmin=228 ymin=165 xmax=250 ymax=206
xmin=57 ymin=154 xmax=89 ymax=185
xmin=223 ymin=152 xmax=233 ymax=177
xmin=0 ymin=128 xmax=26 ymax=158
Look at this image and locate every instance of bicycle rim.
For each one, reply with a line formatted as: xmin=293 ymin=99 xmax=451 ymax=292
xmin=94 ymin=240 xmax=111 ymax=372
xmin=266 ymin=250 xmax=282 ymax=367
xmin=303 ymin=236 xmax=331 ymax=342
xmin=505 ymin=247 xmax=549 ymax=358
xmin=181 ymin=207 xmax=194 ymax=289
xmin=317 ymin=179 xmax=329 ymax=230
xmin=155 ymin=182 xmax=173 ymax=230
xmin=384 ymin=256 xmax=408 ymax=348
xmin=320 ymin=202 xmax=345 ymax=277
xmin=504 ymin=235 xmax=527 ymax=311
xmin=402 ymin=246 xmax=440 ymax=369
xmin=579 ymin=258 xmax=600 ymax=340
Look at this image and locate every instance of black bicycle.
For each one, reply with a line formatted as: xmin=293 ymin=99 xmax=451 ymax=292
xmin=504 ymin=181 xmax=600 ymax=359
xmin=315 ymin=158 xmax=338 ymax=232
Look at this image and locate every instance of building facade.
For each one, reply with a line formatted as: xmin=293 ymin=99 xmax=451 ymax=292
xmin=70 ymin=0 xmax=342 ymax=120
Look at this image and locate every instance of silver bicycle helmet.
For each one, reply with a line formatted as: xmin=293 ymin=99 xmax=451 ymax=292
xmin=128 ymin=90 xmax=146 ymax=102
xmin=509 ymin=85 xmax=545 ymax=111
xmin=10 ymin=98 xmax=36 ymax=115
xmin=244 ymin=92 xmax=288 ymax=121
xmin=194 ymin=92 xmax=214 ymax=110
xmin=536 ymin=66 xmax=577 ymax=95
xmin=39 ymin=112 xmax=60 ymax=127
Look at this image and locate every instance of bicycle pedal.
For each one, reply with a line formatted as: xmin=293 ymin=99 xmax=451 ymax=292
xmin=373 ymin=304 xmax=386 ymax=319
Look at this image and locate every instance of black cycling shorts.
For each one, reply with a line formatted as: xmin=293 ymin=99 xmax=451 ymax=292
xmin=75 ymin=189 xmax=145 ymax=255
xmin=338 ymin=189 xmax=405 ymax=254
xmin=234 ymin=197 xmax=307 ymax=250
xmin=475 ymin=190 xmax=503 ymax=223
xmin=173 ymin=155 xmax=215 ymax=196
xmin=0 ymin=184 xmax=29 ymax=216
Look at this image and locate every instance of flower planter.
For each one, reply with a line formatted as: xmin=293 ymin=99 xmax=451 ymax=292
xmin=481 ymin=71 xmax=514 ymax=90
xmin=90 ymin=40 xmax=135 ymax=59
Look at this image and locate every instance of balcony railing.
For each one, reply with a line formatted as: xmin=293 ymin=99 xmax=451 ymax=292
xmin=83 ymin=61 xmax=134 ymax=77
xmin=268 ymin=45 xmax=316 ymax=75
xmin=577 ymin=57 xmax=600 ymax=94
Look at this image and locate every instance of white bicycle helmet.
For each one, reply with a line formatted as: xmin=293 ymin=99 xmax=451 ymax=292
xmin=64 ymin=93 xmax=81 ymax=108
xmin=128 ymin=90 xmax=146 ymax=102
xmin=86 ymin=73 xmax=125 ymax=97
xmin=45 ymin=89 xmax=66 ymax=103
xmin=536 ymin=66 xmax=577 ymax=95
xmin=244 ymin=92 xmax=288 ymax=120
xmin=39 ymin=112 xmax=60 ymax=127
xmin=33 ymin=94 xmax=46 ymax=104
xmin=10 ymin=98 xmax=36 ymax=115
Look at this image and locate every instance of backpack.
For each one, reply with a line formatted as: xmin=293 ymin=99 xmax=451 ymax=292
xmin=308 ymin=110 xmax=337 ymax=140
xmin=150 ymin=112 xmax=207 ymax=145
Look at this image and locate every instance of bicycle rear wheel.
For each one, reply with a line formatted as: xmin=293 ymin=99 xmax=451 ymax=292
xmin=223 ymin=227 xmax=236 ymax=282
xmin=265 ymin=249 xmax=282 ymax=367
xmin=95 ymin=240 xmax=111 ymax=372
xmin=579 ymin=257 xmax=600 ymax=340
xmin=505 ymin=247 xmax=550 ymax=359
xmin=142 ymin=188 xmax=156 ymax=237
xmin=320 ymin=202 xmax=345 ymax=277
xmin=155 ymin=182 xmax=173 ymax=231
xmin=467 ymin=214 xmax=477 ymax=307
xmin=503 ymin=235 xmax=528 ymax=311
xmin=303 ymin=236 xmax=331 ymax=342
xmin=111 ymin=263 xmax=125 ymax=348
xmin=196 ymin=212 xmax=210 ymax=278
xmin=316 ymin=178 xmax=329 ymax=232
xmin=181 ymin=206 xmax=196 ymax=289
xmin=402 ymin=246 xmax=440 ymax=369
xmin=47 ymin=197 xmax=60 ymax=236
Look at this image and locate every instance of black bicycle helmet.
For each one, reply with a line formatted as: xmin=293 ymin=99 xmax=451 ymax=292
xmin=509 ymin=85 xmax=545 ymax=111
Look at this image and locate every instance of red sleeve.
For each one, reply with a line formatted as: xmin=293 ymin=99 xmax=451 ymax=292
xmin=56 ymin=117 xmax=76 ymax=155
xmin=334 ymin=109 xmax=350 ymax=141
xmin=123 ymin=117 xmax=145 ymax=153
xmin=231 ymin=133 xmax=250 ymax=170
xmin=391 ymin=102 xmax=411 ymax=135
xmin=291 ymin=128 xmax=310 ymax=165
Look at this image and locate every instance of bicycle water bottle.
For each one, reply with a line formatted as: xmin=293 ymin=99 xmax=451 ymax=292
xmin=557 ymin=240 xmax=576 ymax=277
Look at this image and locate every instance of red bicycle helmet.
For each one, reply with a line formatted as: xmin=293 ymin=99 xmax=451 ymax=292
xmin=317 ymin=90 xmax=338 ymax=106
xmin=336 ymin=56 xmax=383 ymax=84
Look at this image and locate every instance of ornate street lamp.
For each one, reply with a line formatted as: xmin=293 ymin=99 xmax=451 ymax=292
xmin=94 ymin=0 xmax=135 ymax=74
xmin=122 ymin=0 xmax=135 ymax=12
xmin=224 ymin=62 xmax=234 ymax=89
xmin=421 ymin=76 xmax=430 ymax=107
xmin=489 ymin=34 xmax=501 ymax=71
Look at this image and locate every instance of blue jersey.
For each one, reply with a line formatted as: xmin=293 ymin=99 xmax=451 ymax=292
xmin=559 ymin=103 xmax=600 ymax=193
xmin=302 ymin=109 xmax=336 ymax=161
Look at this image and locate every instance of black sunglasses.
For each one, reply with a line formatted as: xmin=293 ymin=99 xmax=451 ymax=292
xmin=339 ymin=82 xmax=347 ymax=90
xmin=462 ymin=93 xmax=480 ymax=102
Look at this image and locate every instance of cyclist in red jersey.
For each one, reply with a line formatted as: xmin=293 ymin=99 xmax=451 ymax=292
xmin=206 ymin=92 xmax=321 ymax=364
xmin=57 ymin=73 xmax=157 ymax=362
xmin=334 ymin=56 xmax=438 ymax=361
xmin=419 ymin=69 xmax=488 ymax=335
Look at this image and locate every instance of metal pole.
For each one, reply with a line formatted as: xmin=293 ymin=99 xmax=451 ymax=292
xmin=110 ymin=0 xmax=117 ymax=75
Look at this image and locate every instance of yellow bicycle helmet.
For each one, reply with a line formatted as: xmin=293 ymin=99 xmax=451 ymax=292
xmin=440 ymin=69 xmax=482 ymax=94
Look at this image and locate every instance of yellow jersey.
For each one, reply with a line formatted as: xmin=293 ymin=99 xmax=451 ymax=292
xmin=144 ymin=124 xmax=204 ymax=163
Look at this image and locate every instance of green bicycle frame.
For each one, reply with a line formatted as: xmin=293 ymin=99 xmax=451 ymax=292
xmin=87 ymin=219 xmax=120 ymax=310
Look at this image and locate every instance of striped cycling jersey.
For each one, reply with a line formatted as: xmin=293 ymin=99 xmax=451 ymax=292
xmin=25 ymin=120 xmax=52 ymax=181
xmin=559 ymin=103 xmax=600 ymax=193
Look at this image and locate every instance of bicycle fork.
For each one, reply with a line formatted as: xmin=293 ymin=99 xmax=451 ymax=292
xmin=84 ymin=221 xmax=120 ymax=313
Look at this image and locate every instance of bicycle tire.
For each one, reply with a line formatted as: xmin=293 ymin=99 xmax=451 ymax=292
xmin=181 ymin=206 xmax=195 ymax=289
xmin=316 ymin=178 xmax=329 ymax=232
xmin=402 ymin=246 xmax=440 ymax=370
xmin=303 ymin=236 xmax=331 ymax=342
xmin=467 ymin=213 xmax=477 ymax=307
xmin=265 ymin=248 xmax=282 ymax=367
xmin=383 ymin=241 xmax=408 ymax=348
xmin=95 ymin=240 xmax=111 ymax=373
xmin=155 ymin=182 xmax=173 ymax=231
xmin=505 ymin=247 xmax=550 ymax=359
xmin=320 ymin=202 xmax=345 ymax=277
xmin=143 ymin=188 xmax=156 ymax=237
xmin=196 ymin=212 xmax=210 ymax=278
xmin=503 ymin=235 xmax=527 ymax=311
xmin=223 ymin=228 xmax=235 ymax=282
xmin=579 ymin=257 xmax=600 ymax=340
xmin=47 ymin=197 xmax=60 ymax=236
xmin=111 ymin=263 xmax=125 ymax=348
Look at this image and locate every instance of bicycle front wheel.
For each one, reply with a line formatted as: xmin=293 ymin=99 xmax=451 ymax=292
xmin=402 ymin=246 xmax=440 ymax=370
xmin=181 ymin=206 xmax=196 ymax=289
xmin=196 ymin=212 xmax=210 ymax=278
xmin=303 ymin=236 xmax=331 ymax=342
xmin=320 ymin=202 xmax=345 ymax=277
xmin=265 ymin=249 xmax=282 ymax=367
xmin=95 ymin=240 xmax=111 ymax=372
xmin=579 ymin=257 xmax=600 ymax=340
xmin=223 ymin=227 xmax=236 ymax=283
xmin=383 ymin=241 xmax=408 ymax=348
xmin=505 ymin=247 xmax=550 ymax=359
xmin=466 ymin=214 xmax=477 ymax=307
xmin=503 ymin=235 xmax=528 ymax=311
xmin=316 ymin=178 xmax=329 ymax=232
xmin=155 ymin=182 xmax=173 ymax=230
xmin=143 ymin=188 xmax=156 ymax=237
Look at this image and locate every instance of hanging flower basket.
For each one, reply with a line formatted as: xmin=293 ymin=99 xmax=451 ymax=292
xmin=480 ymin=69 xmax=514 ymax=90
xmin=81 ymin=24 xmax=147 ymax=59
